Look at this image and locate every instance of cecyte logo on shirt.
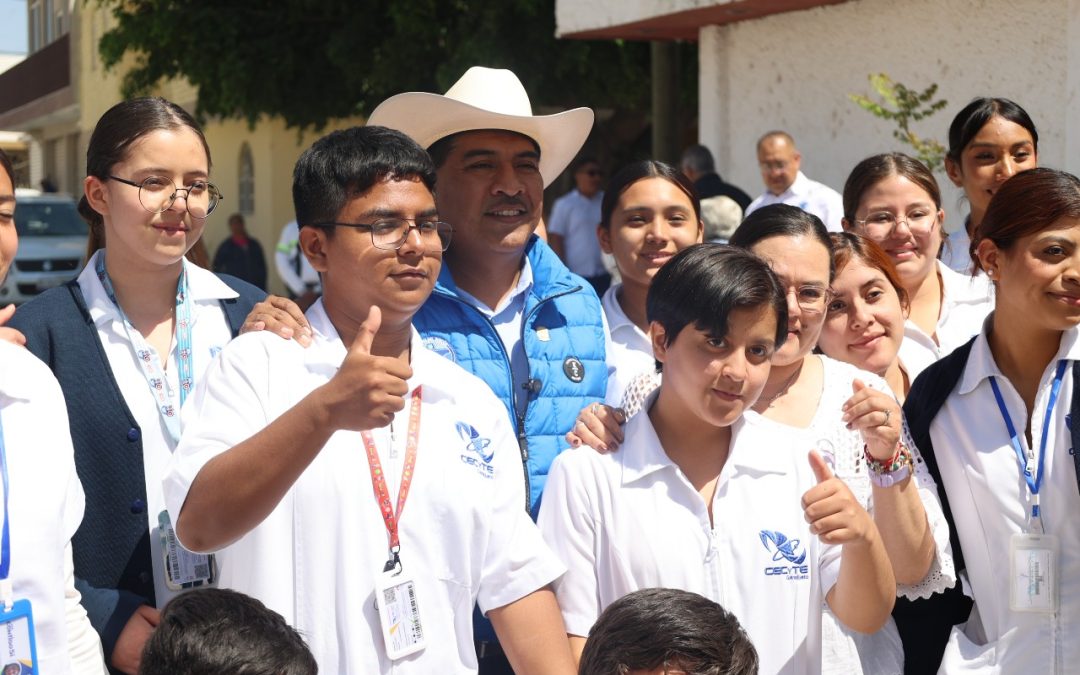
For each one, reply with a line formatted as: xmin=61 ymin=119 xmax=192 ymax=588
xmin=760 ymin=530 xmax=809 ymax=580
xmin=422 ymin=336 xmax=456 ymax=363
xmin=456 ymin=421 xmax=494 ymax=478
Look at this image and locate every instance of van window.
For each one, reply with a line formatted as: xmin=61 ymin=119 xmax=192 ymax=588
xmin=15 ymin=200 xmax=87 ymax=237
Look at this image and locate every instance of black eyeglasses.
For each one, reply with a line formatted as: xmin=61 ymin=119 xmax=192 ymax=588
xmin=108 ymin=175 xmax=223 ymax=219
xmin=312 ymin=218 xmax=453 ymax=251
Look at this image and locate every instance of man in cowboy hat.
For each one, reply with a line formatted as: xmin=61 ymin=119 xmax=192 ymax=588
xmin=367 ymin=66 xmax=608 ymax=672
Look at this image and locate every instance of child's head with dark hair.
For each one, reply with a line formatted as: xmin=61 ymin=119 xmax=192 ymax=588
xmin=579 ymin=588 xmax=759 ymax=675
xmin=139 ymin=588 xmax=317 ymax=675
xmin=647 ymin=244 xmax=787 ymax=353
xmin=292 ymin=125 xmax=436 ymax=229
xmin=646 ymin=244 xmax=786 ymax=425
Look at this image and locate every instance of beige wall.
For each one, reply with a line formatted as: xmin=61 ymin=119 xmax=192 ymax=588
xmin=697 ymin=0 xmax=1075 ymax=234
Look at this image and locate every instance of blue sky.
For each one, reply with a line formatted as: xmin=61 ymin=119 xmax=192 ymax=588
xmin=0 ymin=0 xmax=27 ymax=54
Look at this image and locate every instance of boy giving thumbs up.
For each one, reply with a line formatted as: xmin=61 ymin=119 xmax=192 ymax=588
xmin=163 ymin=126 xmax=574 ymax=675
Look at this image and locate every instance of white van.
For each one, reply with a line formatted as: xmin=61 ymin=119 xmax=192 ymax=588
xmin=0 ymin=189 xmax=88 ymax=305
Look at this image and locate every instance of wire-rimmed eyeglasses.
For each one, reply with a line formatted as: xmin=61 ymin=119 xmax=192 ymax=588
xmin=311 ymin=218 xmax=453 ymax=252
xmin=108 ymin=175 xmax=223 ymax=219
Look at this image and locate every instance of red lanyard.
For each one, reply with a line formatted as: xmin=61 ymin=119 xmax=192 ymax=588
xmin=362 ymin=386 xmax=421 ymax=572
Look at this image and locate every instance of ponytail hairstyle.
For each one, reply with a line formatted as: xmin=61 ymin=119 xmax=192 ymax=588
xmin=81 ymin=97 xmax=212 ymax=260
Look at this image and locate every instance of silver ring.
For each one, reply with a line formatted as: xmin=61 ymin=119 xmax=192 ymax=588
xmin=591 ymin=404 xmax=601 ymax=415
xmin=882 ymin=408 xmax=892 ymax=426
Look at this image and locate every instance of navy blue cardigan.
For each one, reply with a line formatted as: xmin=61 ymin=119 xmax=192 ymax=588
xmin=9 ymin=275 xmax=264 ymax=665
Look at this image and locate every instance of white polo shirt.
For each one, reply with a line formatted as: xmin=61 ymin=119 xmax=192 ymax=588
xmin=164 ymin=301 xmax=564 ymax=673
xmin=78 ymin=250 xmax=237 ymax=608
xmin=0 ymin=340 xmax=105 ymax=674
xmin=538 ymin=401 xmax=839 ymax=675
xmin=743 ymin=356 xmax=954 ymax=675
xmin=744 ymin=171 xmax=844 ymax=232
xmin=547 ymin=188 xmax=606 ymax=278
xmin=899 ymin=261 xmax=994 ymax=382
xmin=930 ymin=320 xmax=1080 ymax=673
xmin=600 ymin=284 xmax=655 ymax=407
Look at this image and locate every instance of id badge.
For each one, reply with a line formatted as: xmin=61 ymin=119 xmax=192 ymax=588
xmin=158 ymin=511 xmax=215 ymax=591
xmin=374 ymin=569 xmax=426 ymax=660
xmin=1010 ymin=532 xmax=1059 ymax=613
xmin=0 ymin=599 xmax=38 ymax=673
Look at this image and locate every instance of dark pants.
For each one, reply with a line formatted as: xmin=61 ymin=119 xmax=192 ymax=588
xmin=584 ymin=273 xmax=611 ymax=297
xmin=476 ymin=640 xmax=515 ymax=674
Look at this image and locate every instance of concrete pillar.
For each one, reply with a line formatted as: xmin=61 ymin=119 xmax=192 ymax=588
xmin=651 ymin=41 xmax=680 ymax=164
xmin=1067 ymin=0 xmax=1080 ymax=176
xmin=698 ymin=25 xmax=731 ymax=177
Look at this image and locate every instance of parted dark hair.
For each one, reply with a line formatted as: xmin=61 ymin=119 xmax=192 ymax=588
xmin=578 ymin=588 xmax=759 ymax=675
xmin=972 ymin=167 xmax=1080 ymax=271
xmin=138 ymin=588 xmax=317 ymax=675
xmin=80 ymin=97 xmax=211 ymax=257
xmin=830 ymin=232 xmax=909 ymax=310
xmin=600 ymin=160 xmax=701 ymax=230
xmin=0 ymin=148 xmax=13 ymax=186
xmin=947 ymin=97 xmax=1038 ymax=162
xmin=647 ymin=244 xmax=787 ymax=371
xmin=293 ymin=125 xmax=435 ymax=228
xmin=841 ymin=153 xmax=942 ymax=224
xmin=730 ymin=203 xmax=835 ymax=280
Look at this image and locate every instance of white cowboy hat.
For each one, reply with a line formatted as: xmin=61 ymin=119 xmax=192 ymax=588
xmin=366 ymin=66 xmax=594 ymax=187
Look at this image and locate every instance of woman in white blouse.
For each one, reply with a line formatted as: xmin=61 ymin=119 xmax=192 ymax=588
xmin=729 ymin=205 xmax=954 ymax=675
xmin=904 ymin=168 xmax=1080 ymax=674
xmin=842 ymin=153 xmax=993 ymax=382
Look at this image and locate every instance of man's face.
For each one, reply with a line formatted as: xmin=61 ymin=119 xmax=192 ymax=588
xmin=757 ymin=137 xmax=801 ymax=195
xmin=433 ymin=130 xmax=543 ymax=265
xmin=574 ymin=161 xmax=604 ymax=198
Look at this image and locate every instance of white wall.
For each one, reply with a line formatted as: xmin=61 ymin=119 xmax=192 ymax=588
xmin=556 ymin=0 xmax=734 ymax=36
xmin=698 ymin=0 xmax=1073 ymax=233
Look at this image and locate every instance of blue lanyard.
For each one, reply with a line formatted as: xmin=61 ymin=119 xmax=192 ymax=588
xmin=0 ymin=412 xmax=10 ymax=582
xmin=96 ymin=254 xmax=194 ymax=444
xmin=988 ymin=359 xmax=1067 ymax=523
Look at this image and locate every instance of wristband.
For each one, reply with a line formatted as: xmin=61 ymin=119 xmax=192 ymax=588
xmin=864 ymin=442 xmax=913 ymax=488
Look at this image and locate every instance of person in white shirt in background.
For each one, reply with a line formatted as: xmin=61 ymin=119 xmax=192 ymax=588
xmin=0 ymin=149 xmax=105 ymax=674
xmin=274 ymin=220 xmax=321 ymax=310
xmin=165 ymin=125 xmax=573 ymax=674
xmin=842 ymin=153 xmax=993 ymax=382
xmin=539 ymin=244 xmax=895 ymax=673
xmin=904 ymin=167 xmax=1080 ymax=674
xmin=595 ymin=160 xmax=703 ymax=415
xmin=547 ymin=156 xmax=610 ymax=295
xmin=940 ymin=97 xmax=1039 ymax=273
xmin=744 ymin=131 xmax=844 ymax=232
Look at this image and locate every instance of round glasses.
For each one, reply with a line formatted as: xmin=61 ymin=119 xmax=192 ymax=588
xmin=108 ymin=175 xmax=222 ymax=219
xmin=313 ymin=218 xmax=453 ymax=252
xmin=855 ymin=211 xmax=937 ymax=239
xmin=778 ymin=280 xmax=832 ymax=315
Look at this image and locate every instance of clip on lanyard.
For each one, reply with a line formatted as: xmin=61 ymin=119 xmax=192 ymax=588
xmin=96 ymin=254 xmax=194 ymax=444
xmin=362 ymin=387 xmax=422 ymax=574
xmin=989 ymin=359 xmax=1067 ymax=531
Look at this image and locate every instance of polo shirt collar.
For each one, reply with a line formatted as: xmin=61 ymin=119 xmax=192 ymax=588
xmin=601 ymin=284 xmax=637 ymax=335
xmin=620 ymin=392 xmax=767 ymax=484
xmin=786 ymin=171 xmax=811 ymax=198
xmin=938 ymin=260 xmax=993 ymax=305
xmin=451 ymin=256 xmax=534 ymax=316
xmin=80 ymin=249 xmax=239 ymax=328
xmin=305 ymin=299 xmax=443 ymax=397
xmin=958 ymin=315 xmax=1080 ymax=395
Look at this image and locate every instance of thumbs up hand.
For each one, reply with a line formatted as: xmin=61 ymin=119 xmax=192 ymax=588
xmin=318 ymin=305 xmax=413 ymax=431
xmin=802 ymin=450 xmax=874 ymax=546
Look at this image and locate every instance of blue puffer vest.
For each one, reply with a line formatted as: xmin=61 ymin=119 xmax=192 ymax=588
xmin=413 ymin=236 xmax=607 ymax=518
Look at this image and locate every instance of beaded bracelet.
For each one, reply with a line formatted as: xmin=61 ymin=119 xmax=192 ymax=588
xmin=863 ymin=442 xmax=913 ymax=488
